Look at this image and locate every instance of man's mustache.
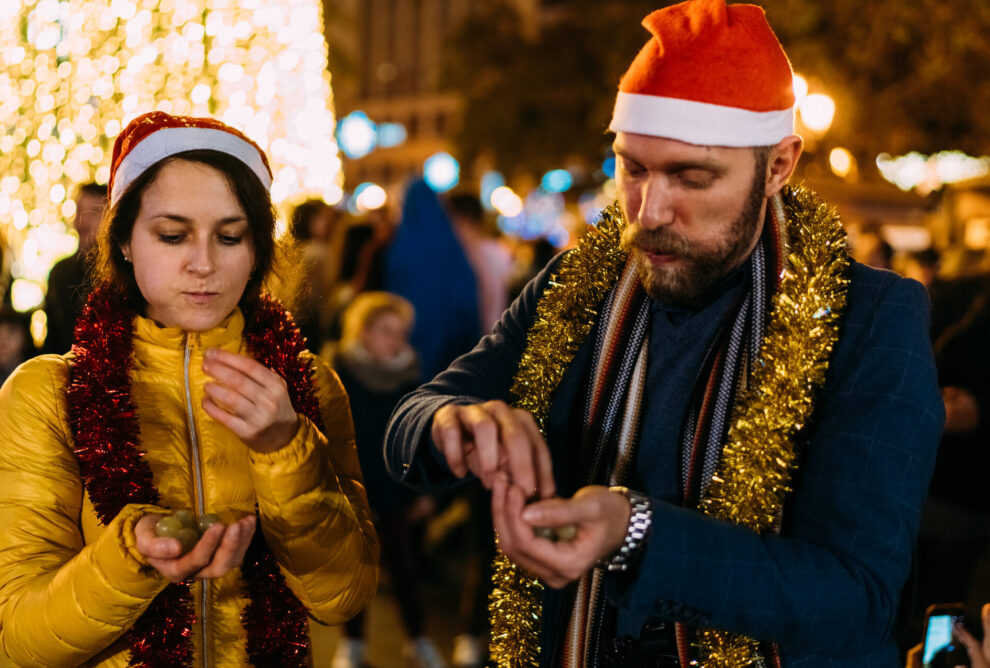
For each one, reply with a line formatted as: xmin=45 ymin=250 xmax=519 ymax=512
xmin=622 ymin=227 xmax=696 ymax=258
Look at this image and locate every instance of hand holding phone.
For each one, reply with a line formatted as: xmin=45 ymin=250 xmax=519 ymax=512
xmin=953 ymin=603 xmax=990 ymax=668
xmin=923 ymin=603 xmax=970 ymax=668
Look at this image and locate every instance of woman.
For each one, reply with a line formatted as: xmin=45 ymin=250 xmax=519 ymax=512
xmin=0 ymin=111 xmax=378 ymax=667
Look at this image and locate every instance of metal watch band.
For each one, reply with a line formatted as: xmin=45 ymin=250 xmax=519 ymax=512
xmin=604 ymin=486 xmax=653 ymax=572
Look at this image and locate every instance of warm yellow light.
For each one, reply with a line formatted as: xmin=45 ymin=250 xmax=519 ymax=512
xmin=30 ymin=309 xmax=48 ymax=350
xmin=792 ymin=74 xmax=808 ymax=103
xmin=355 ymin=184 xmax=387 ymax=212
xmin=829 ymin=147 xmax=855 ymax=178
xmin=10 ymin=279 xmax=45 ymax=312
xmin=491 ymin=186 xmax=524 ymax=218
xmin=2 ymin=0 xmax=344 ymax=310
xmin=799 ymin=93 xmax=835 ymax=133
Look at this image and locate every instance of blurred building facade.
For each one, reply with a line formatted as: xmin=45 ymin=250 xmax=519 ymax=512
xmin=324 ymin=0 xmax=541 ymax=191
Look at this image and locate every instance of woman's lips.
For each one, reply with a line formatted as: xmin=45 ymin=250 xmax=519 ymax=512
xmin=183 ymin=291 xmax=219 ymax=304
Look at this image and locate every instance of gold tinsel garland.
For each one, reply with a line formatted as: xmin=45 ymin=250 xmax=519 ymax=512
xmin=488 ymin=187 xmax=849 ymax=667
xmin=489 ymin=203 xmax=629 ymax=667
xmin=696 ymin=186 xmax=849 ymax=666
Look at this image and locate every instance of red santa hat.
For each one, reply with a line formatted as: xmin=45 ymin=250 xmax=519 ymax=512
xmin=108 ymin=111 xmax=273 ymax=205
xmin=609 ymin=0 xmax=795 ymax=147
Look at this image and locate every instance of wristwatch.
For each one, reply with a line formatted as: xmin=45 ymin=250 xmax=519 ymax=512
xmin=603 ymin=486 xmax=653 ymax=572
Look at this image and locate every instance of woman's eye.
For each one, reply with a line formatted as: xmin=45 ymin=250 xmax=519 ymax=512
xmin=158 ymin=233 xmax=184 ymax=244
xmin=219 ymin=235 xmax=243 ymax=246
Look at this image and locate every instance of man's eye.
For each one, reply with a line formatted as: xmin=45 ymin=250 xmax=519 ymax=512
xmin=679 ymin=172 xmax=714 ymax=189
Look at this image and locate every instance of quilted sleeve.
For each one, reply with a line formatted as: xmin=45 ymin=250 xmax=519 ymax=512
xmin=0 ymin=356 xmax=168 ymax=667
xmin=247 ymin=353 xmax=379 ymax=625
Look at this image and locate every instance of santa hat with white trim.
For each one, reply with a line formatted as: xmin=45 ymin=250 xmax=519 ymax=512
xmin=108 ymin=111 xmax=273 ymax=205
xmin=609 ymin=0 xmax=795 ymax=147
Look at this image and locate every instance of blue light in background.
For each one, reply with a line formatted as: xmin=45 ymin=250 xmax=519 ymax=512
xmin=377 ymin=122 xmax=407 ymax=148
xmin=602 ymin=156 xmax=616 ymax=179
xmin=423 ymin=152 xmax=460 ymax=192
xmin=541 ymin=169 xmax=573 ymax=193
xmin=337 ymin=111 xmax=377 ymax=159
xmin=480 ymin=171 xmax=506 ymax=210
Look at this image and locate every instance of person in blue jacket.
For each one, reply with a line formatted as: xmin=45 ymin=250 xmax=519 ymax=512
xmin=385 ymin=1 xmax=943 ymax=665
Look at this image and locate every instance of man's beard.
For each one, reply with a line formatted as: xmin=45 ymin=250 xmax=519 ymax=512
xmin=620 ymin=168 xmax=767 ymax=307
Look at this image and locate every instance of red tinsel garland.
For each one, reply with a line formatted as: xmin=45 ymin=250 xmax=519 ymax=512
xmin=67 ymin=285 xmax=316 ymax=667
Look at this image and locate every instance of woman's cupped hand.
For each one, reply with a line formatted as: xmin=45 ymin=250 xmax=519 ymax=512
xmin=135 ymin=514 xmax=257 ymax=583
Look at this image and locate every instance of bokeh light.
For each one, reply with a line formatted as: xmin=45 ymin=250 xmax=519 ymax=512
xmin=798 ymin=93 xmax=836 ymax=133
xmin=480 ymin=171 xmax=506 ymax=212
xmin=423 ymin=152 xmax=459 ymax=193
xmin=376 ymin=122 xmax=407 ymax=149
xmin=540 ymin=169 xmax=573 ymax=193
xmin=490 ymin=186 xmax=523 ymax=218
xmin=337 ymin=111 xmax=378 ymax=159
xmin=353 ymin=182 xmax=387 ymax=212
xmin=829 ymin=147 xmax=855 ymax=179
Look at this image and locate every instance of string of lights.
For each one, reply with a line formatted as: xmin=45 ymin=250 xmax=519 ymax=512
xmin=1 ymin=0 xmax=343 ymax=311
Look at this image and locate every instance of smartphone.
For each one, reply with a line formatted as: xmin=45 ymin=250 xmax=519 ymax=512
xmin=922 ymin=603 xmax=969 ymax=668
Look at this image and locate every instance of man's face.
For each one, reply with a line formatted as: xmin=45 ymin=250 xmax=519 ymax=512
xmin=74 ymin=191 xmax=106 ymax=252
xmin=615 ymin=132 xmax=768 ymax=306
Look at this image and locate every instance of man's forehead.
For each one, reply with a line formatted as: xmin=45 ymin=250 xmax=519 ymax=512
xmin=613 ymin=132 xmax=749 ymax=164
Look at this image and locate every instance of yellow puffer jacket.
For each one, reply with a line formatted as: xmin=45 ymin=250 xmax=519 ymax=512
xmin=0 ymin=310 xmax=379 ymax=667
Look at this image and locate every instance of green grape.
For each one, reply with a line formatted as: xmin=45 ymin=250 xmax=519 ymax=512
xmin=176 ymin=527 xmax=200 ymax=554
xmin=533 ymin=526 xmax=556 ymax=541
xmin=154 ymin=515 xmax=183 ymax=538
xmin=197 ymin=513 xmax=222 ymax=533
xmin=173 ymin=509 xmax=196 ymax=529
xmin=554 ymin=524 xmax=578 ymax=542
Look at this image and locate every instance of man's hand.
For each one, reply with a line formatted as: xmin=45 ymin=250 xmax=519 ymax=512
xmin=202 ymin=348 xmax=299 ymax=453
xmin=135 ymin=514 xmax=257 ymax=583
xmin=491 ymin=475 xmax=631 ymax=588
xmin=431 ymin=400 xmax=555 ymax=498
xmin=955 ymin=603 xmax=990 ymax=668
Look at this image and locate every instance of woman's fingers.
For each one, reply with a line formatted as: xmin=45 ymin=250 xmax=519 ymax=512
xmin=202 ymin=348 xmax=273 ymax=392
xmin=195 ymin=516 xmax=257 ymax=578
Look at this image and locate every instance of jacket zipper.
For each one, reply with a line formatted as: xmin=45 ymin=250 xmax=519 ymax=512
xmin=184 ymin=335 xmax=212 ymax=668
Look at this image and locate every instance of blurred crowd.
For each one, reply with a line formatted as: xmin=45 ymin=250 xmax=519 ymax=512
xmin=2 ymin=181 xmax=990 ymax=667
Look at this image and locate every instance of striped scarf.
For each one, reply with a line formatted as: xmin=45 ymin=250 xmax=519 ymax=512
xmin=562 ymin=204 xmax=785 ymax=668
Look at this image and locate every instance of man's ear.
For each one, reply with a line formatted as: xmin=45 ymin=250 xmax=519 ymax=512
xmin=765 ymin=134 xmax=803 ymax=197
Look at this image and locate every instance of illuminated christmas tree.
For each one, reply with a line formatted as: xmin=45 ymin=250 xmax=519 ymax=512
xmin=0 ymin=0 xmax=343 ymax=310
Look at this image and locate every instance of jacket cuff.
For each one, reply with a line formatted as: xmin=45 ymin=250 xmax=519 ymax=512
xmin=78 ymin=503 xmax=168 ymax=601
xmin=248 ymin=415 xmax=325 ymax=507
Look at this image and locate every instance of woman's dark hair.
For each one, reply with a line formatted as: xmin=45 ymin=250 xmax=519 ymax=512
xmin=289 ymin=198 xmax=330 ymax=242
xmin=93 ymin=149 xmax=291 ymax=313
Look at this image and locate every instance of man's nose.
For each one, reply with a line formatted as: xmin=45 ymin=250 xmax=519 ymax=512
xmin=638 ymin=176 xmax=675 ymax=231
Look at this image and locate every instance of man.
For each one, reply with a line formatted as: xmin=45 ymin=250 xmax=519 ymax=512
xmin=385 ymin=1 xmax=943 ymax=665
xmin=43 ymin=182 xmax=106 ymax=353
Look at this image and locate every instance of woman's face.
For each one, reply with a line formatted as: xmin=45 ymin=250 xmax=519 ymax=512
xmin=122 ymin=159 xmax=255 ymax=331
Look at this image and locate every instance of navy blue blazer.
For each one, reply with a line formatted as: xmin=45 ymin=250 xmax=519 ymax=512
xmin=385 ymin=252 xmax=944 ymax=666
